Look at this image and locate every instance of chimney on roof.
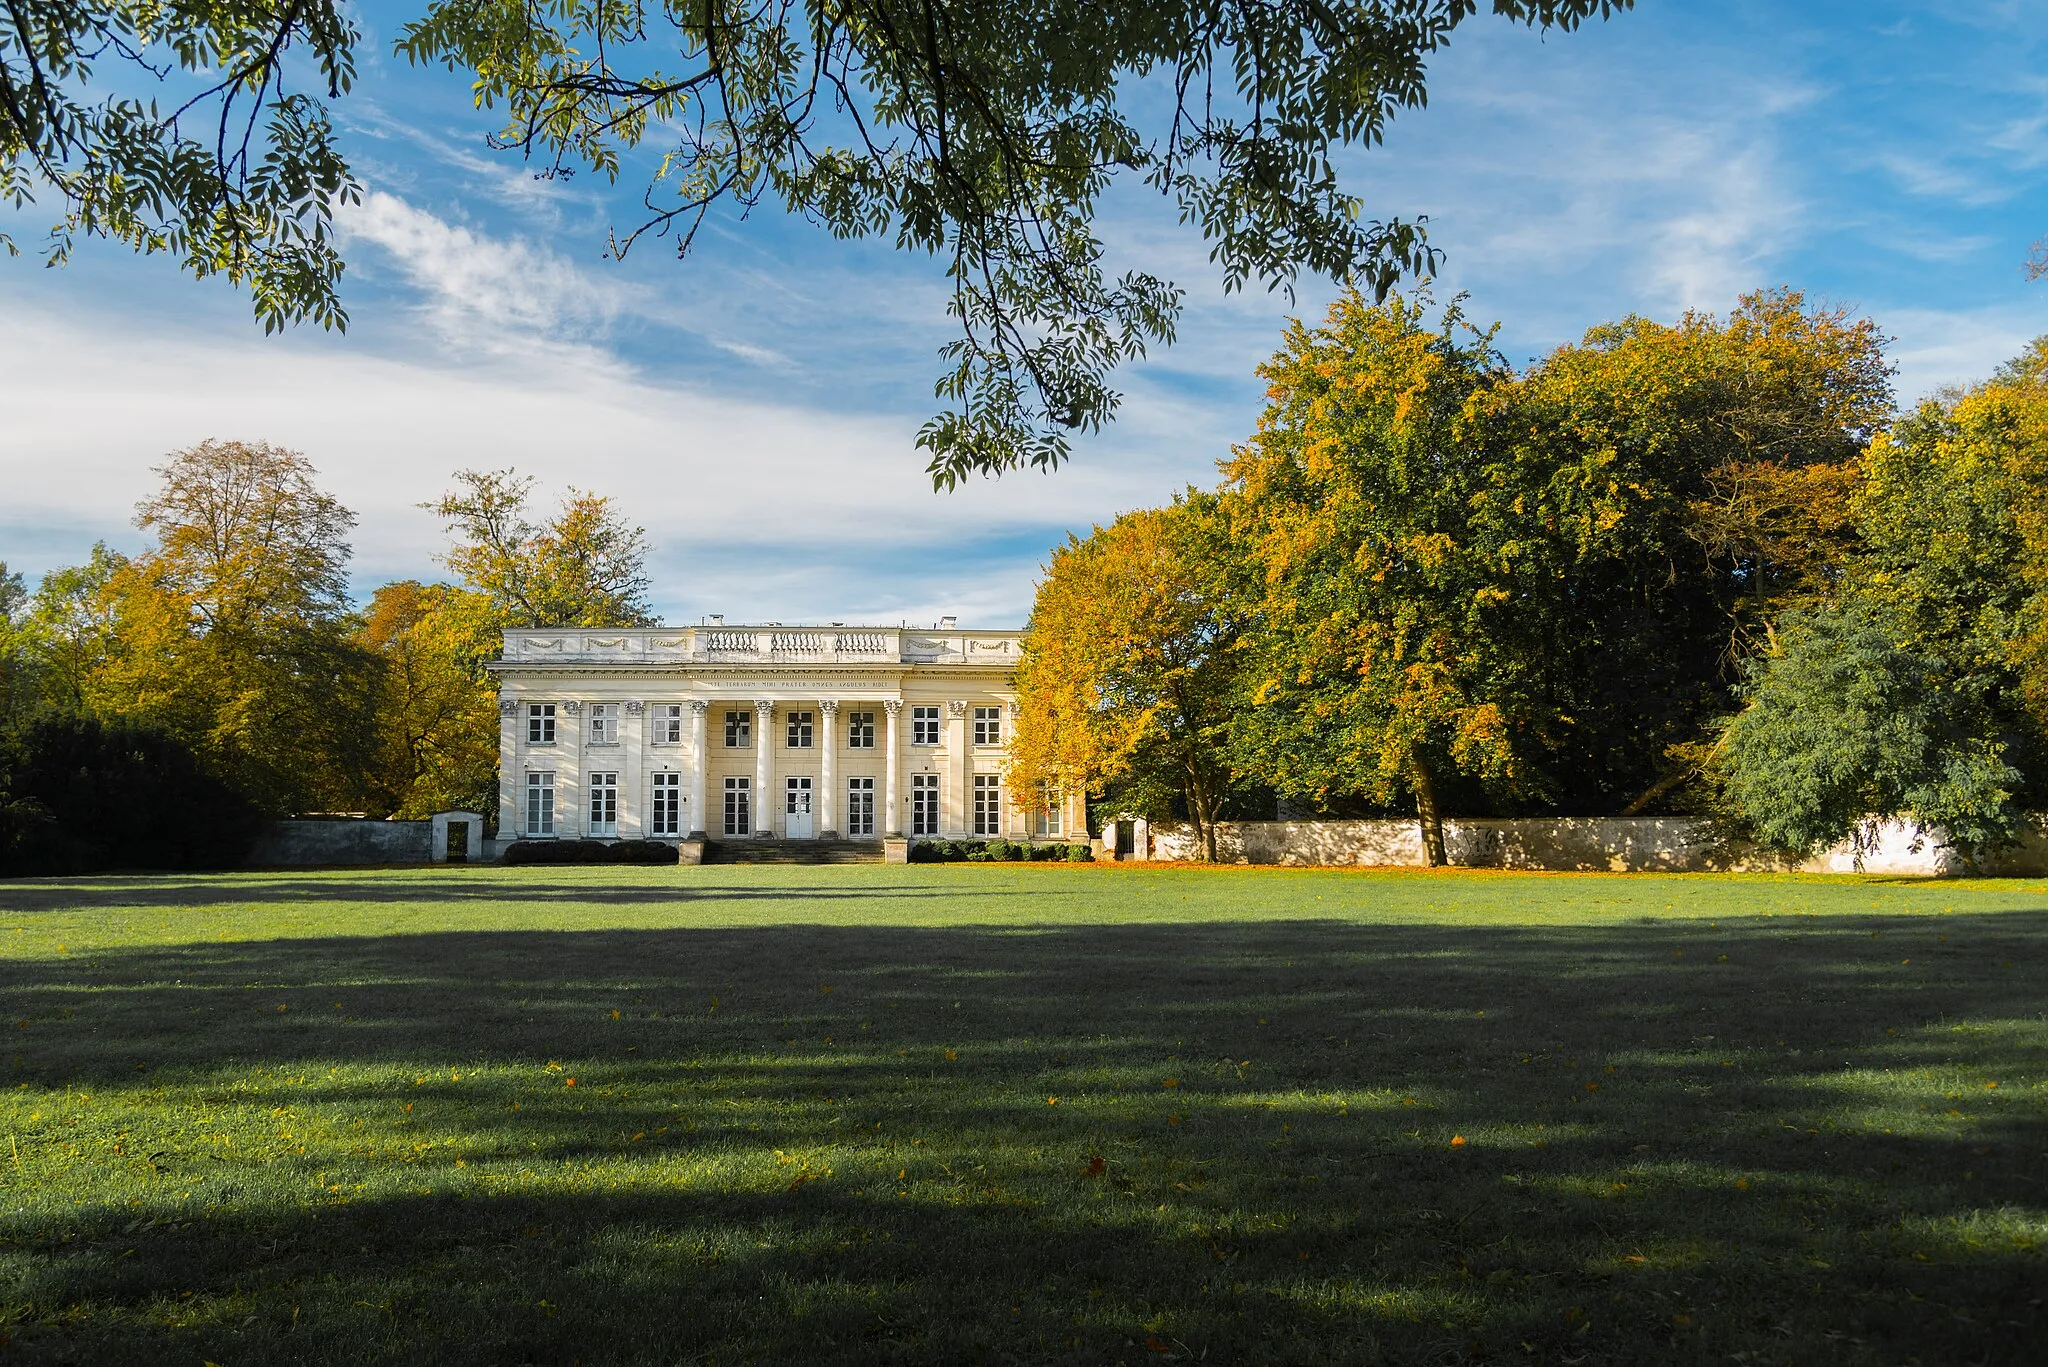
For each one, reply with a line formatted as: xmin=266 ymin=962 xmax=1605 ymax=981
xmin=707 ymin=613 xmax=724 ymax=625
xmin=939 ymin=615 xmax=958 ymax=629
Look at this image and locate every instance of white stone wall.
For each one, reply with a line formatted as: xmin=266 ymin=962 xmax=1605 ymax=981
xmin=1147 ymin=816 xmax=2048 ymax=876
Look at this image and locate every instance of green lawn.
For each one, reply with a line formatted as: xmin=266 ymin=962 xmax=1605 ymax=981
xmin=1 ymin=864 xmax=2043 ymax=1364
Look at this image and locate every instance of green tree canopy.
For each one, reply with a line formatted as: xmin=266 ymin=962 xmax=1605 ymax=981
xmin=6 ymin=0 xmax=1630 ymax=482
xmin=427 ymin=469 xmax=656 ymax=628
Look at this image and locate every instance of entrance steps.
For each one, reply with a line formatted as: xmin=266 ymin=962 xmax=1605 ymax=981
xmin=705 ymin=838 xmax=885 ymax=866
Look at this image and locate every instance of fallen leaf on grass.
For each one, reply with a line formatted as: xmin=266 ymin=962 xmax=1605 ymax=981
xmin=1087 ymin=1155 xmax=1105 ymax=1177
xmin=1450 ymin=1135 xmax=1467 ymax=1147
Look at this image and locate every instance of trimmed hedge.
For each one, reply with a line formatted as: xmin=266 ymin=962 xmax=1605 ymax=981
xmin=910 ymin=839 xmax=1091 ymax=864
xmin=502 ymin=839 xmax=679 ymax=866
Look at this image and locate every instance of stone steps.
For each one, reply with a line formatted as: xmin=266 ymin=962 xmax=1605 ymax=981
xmin=705 ymin=839 xmax=886 ymax=865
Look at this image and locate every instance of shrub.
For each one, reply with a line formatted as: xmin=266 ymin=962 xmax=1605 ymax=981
xmin=984 ymin=839 xmax=1015 ymax=862
xmin=0 ymin=715 xmax=262 ymax=875
xmin=503 ymin=839 xmax=678 ymax=866
xmin=1065 ymin=843 xmax=1093 ymax=862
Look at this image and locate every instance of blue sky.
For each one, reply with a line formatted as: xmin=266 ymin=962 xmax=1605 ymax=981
xmin=2 ymin=0 xmax=2044 ymax=625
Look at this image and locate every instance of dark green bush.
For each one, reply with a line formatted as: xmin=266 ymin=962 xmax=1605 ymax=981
xmin=0 ymin=715 xmax=262 ymax=875
xmin=1065 ymin=843 xmax=1093 ymax=862
xmin=983 ymin=839 xmax=1015 ymax=862
xmin=503 ymin=839 xmax=679 ymax=866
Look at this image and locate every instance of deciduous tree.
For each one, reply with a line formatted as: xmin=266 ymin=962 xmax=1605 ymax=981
xmin=428 ymin=470 xmax=656 ymax=628
xmin=1008 ymin=493 xmax=1242 ymax=859
xmin=7 ymin=1 xmax=1631 ymax=481
xmin=356 ymin=580 xmax=503 ymax=820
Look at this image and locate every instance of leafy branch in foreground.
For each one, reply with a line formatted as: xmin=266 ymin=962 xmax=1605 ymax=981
xmin=395 ymin=0 xmax=1631 ymax=486
xmin=0 ymin=0 xmax=361 ymax=330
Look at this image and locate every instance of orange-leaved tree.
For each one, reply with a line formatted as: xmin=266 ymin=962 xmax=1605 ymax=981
xmin=356 ymin=580 xmax=504 ymax=820
xmin=1008 ymin=493 xmax=1242 ymax=860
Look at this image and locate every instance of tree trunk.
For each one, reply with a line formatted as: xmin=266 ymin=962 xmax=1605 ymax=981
xmin=1183 ymin=776 xmax=1218 ymax=863
xmin=1411 ymin=757 xmax=1447 ymax=867
xmin=1193 ymin=781 xmax=1218 ymax=863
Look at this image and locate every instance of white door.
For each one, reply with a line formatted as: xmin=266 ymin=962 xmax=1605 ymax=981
xmin=785 ymin=776 xmax=815 ymax=838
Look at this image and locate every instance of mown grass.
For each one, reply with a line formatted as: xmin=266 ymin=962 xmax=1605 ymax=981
xmin=0 ymin=864 xmax=2043 ymax=1365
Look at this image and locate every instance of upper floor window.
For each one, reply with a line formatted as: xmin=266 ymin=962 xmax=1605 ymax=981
xmin=654 ymin=704 xmax=683 ymax=744
xmin=911 ymin=705 xmax=940 ymax=746
xmin=847 ymin=710 xmax=876 ymax=748
xmin=786 ymin=710 xmax=814 ymax=748
xmin=588 ymin=702 xmax=618 ymax=744
xmin=527 ymin=703 xmax=556 ymax=744
xmin=973 ymin=706 xmax=1003 ymax=746
xmin=724 ymin=710 xmax=752 ymax=748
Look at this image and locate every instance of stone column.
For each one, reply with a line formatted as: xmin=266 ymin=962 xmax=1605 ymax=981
xmin=497 ymin=697 xmax=519 ymax=840
xmin=621 ymin=700 xmax=645 ymax=838
xmin=687 ymin=700 xmax=709 ymax=838
xmin=883 ymin=700 xmax=903 ymax=837
xmin=818 ymin=699 xmax=839 ymax=838
xmin=948 ymin=699 xmax=969 ymax=838
xmin=753 ymin=699 xmax=774 ymax=836
xmin=558 ymin=700 xmax=585 ymax=837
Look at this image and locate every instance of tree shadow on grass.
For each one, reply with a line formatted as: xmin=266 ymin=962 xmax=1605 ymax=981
xmin=0 ymin=875 xmax=1012 ymax=912
xmin=1 ymin=914 xmax=2044 ymax=1364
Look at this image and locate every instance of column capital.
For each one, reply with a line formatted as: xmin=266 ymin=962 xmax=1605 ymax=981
xmin=1007 ymin=700 xmax=1022 ymax=718
xmin=883 ymin=699 xmax=903 ymax=716
xmin=948 ymin=699 xmax=968 ymax=717
xmin=689 ymin=699 xmax=709 ymax=715
xmin=498 ymin=697 xmax=518 ymax=716
xmin=753 ymin=698 xmax=775 ymax=716
xmin=819 ymin=698 xmax=840 ymax=716
xmin=562 ymin=699 xmax=583 ymax=716
xmin=624 ymin=700 xmax=645 ymax=716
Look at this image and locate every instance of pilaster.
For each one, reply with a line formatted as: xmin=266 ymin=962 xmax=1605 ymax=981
xmin=621 ymin=701 xmax=646 ymax=838
xmin=558 ymin=700 xmax=584 ymax=837
xmin=948 ymin=699 xmax=969 ymax=838
xmin=496 ymin=697 xmax=519 ymax=840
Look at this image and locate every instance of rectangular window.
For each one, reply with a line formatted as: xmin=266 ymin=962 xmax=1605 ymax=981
xmin=588 ymin=703 xmax=617 ymax=744
xmin=973 ymin=773 xmax=1002 ymax=836
xmin=524 ymin=771 xmax=555 ymax=836
xmin=723 ymin=777 xmax=751 ymax=836
xmin=973 ymin=706 xmax=1003 ymax=746
xmin=1034 ymin=783 xmax=1063 ymax=837
xmin=786 ymin=710 xmax=814 ymax=749
xmin=651 ymin=772 xmax=682 ymax=837
xmin=724 ymin=710 xmax=751 ymax=748
xmin=911 ymin=774 xmax=941 ymax=836
xmin=847 ymin=710 xmax=876 ymax=748
xmin=527 ymin=703 xmax=556 ymax=744
xmin=587 ymin=771 xmax=618 ymax=836
xmin=847 ymin=777 xmax=875 ymax=837
xmin=655 ymin=704 xmax=683 ymax=744
xmin=911 ymin=705 xmax=940 ymax=746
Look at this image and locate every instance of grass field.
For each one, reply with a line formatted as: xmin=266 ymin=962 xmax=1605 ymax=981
xmin=0 ymin=864 xmax=2043 ymax=1365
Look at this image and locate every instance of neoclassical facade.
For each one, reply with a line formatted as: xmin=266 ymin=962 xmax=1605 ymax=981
xmin=488 ymin=622 xmax=1080 ymax=846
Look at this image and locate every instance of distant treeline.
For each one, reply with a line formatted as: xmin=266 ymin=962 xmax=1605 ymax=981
xmin=0 ymin=448 xmax=654 ymax=875
xmin=1011 ymin=288 xmax=2048 ymax=865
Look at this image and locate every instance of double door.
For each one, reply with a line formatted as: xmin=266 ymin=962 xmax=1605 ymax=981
xmin=784 ymin=776 xmax=814 ymax=839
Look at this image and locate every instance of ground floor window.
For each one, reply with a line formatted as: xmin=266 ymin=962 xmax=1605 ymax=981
xmin=587 ymin=771 xmax=618 ymax=836
xmin=973 ymin=774 xmax=1002 ymax=836
xmin=524 ymin=771 xmax=554 ymax=836
xmin=911 ymin=774 xmax=940 ymax=836
xmin=651 ymin=772 xmax=681 ymax=837
xmin=723 ymin=777 xmax=751 ymax=836
xmin=1034 ymin=782 xmax=1063 ymax=837
xmin=847 ymin=777 xmax=874 ymax=836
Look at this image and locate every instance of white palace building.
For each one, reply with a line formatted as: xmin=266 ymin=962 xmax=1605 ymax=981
xmin=488 ymin=620 xmax=1081 ymax=854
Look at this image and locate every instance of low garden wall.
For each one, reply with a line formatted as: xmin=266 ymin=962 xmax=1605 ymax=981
xmin=1147 ymin=816 xmax=2048 ymax=875
xmin=247 ymin=812 xmax=484 ymax=867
